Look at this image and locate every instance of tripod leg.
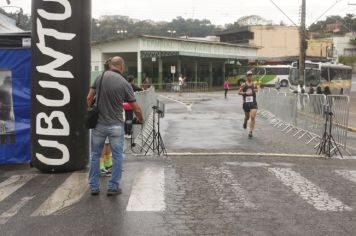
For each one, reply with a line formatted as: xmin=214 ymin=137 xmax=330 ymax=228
xmin=329 ymin=135 xmax=343 ymax=158
xmin=157 ymin=133 xmax=168 ymax=157
xmin=144 ymin=131 xmax=161 ymax=155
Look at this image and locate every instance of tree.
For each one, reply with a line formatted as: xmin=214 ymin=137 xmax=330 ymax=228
xmin=92 ymin=15 xmax=218 ymax=42
xmin=225 ymin=15 xmax=272 ymax=30
xmin=0 ymin=8 xmax=31 ymax=30
xmin=234 ymin=15 xmax=271 ymax=26
xmin=342 ymin=13 xmax=354 ymax=33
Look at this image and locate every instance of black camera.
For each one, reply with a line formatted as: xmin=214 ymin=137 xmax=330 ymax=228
xmin=132 ymin=117 xmax=143 ymax=125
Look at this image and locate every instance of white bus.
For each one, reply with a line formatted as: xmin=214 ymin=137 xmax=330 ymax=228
xmin=228 ymin=64 xmax=291 ymax=87
xmin=289 ymin=61 xmax=352 ymax=94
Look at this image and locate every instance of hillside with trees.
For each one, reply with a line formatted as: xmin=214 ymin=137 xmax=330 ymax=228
xmin=308 ymin=14 xmax=356 ymax=38
xmin=2 ymin=9 xmax=356 ymax=45
xmin=91 ymin=16 xmax=218 ymax=42
xmin=0 ymin=8 xmax=31 ymax=30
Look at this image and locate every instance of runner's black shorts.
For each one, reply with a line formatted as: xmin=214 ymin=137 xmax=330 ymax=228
xmin=243 ymin=102 xmax=258 ymax=112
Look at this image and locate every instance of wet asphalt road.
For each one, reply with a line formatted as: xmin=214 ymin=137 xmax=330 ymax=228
xmin=0 ymin=92 xmax=356 ymax=235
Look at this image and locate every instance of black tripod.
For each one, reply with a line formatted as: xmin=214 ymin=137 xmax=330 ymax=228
xmin=317 ymin=106 xmax=343 ymax=158
xmin=141 ymin=106 xmax=167 ymax=157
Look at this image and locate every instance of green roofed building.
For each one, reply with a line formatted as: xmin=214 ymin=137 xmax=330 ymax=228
xmin=91 ymin=35 xmax=259 ymax=88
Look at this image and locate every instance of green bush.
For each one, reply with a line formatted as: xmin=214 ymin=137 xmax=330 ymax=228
xmin=339 ymin=56 xmax=356 ymax=66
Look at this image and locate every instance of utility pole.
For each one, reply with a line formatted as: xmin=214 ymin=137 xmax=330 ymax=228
xmin=299 ymin=0 xmax=306 ymax=88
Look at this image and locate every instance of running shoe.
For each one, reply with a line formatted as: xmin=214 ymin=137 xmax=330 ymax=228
xmin=243 ymin=122 xmax=247 ymax=129
xmin=248 ymin=131 xmax=253 ymax=138
xmin=100 ymin=168 xmax=112 ymax=177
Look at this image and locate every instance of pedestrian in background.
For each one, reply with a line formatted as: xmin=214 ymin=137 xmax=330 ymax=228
xmin=100 ymin=143 xmax=112 ymax=176
xmin=127 ymin=75 xmax=143 ymax=92
xmin=324 ymin=86 xmax=331 ymax=96
xmin=87 ymin=56 xmax=144 ymax=196
xmin=316 ymin=86 xmax=323 ymax=94
xmin=307 ymin=83 xmax=314 ymax=95
xmin=275 ymin=78 xmax=281 ymax=91
xmin=224 ymin=78 xmax=229 ymax=99
xmin=178 ymin=74 xmax=186 ymax=96
xmin=125 ymin=75 xmax=143 ymax=137
xmin=142 ymin=77 xmax=150 ymax=90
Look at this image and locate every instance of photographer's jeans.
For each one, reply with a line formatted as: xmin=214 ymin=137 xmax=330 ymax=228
xmin=89 ymin=123 xmax=125 ymax=191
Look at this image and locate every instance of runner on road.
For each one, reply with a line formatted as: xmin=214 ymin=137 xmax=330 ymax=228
xmin=238 ymin=71 xmax=258 ymax=138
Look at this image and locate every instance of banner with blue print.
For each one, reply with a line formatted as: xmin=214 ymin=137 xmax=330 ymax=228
xmin=0 ymin=48 xmax=31 ymax=164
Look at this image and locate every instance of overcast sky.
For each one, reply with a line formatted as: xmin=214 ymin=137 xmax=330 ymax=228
xmin=7 ymin=0 xmax=356 ymax=26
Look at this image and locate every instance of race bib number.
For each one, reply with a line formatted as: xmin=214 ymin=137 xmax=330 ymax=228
xmin=246 ymin=96 xmax=253 ymax=103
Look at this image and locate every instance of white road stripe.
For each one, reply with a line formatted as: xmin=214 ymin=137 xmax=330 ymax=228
xmin=335 ymin=170 xmax=356 ymax=184
xmin=224 ymin=162 xmax=270 ymax=167
xmin=269 ymin=168 xmax=352 ymax=212
xmin=167 ymin=152 xmax=322 ymax=158
xmin=204 ymin=166 xmax=256 ymax=209
xmin=0 ymin=175 xmax=36 ymax=202
xmin=126 ymin=167 xmax=165 ymax=212
xmin=31 ymin=173 xmax=87 ymax=216
xmin=0 ymin=196 xmax=34 ymax=224
xmin=158 ymin=94 xmax=192 ymax=111
xmin=331 ymin=155 xmax=356 ymax=160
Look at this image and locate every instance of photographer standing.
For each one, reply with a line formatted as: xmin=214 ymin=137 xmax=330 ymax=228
xmin=124 ymin=75 xmax=143 ymax=137
xmin=87 ymin=56 xmax=144 ymax=196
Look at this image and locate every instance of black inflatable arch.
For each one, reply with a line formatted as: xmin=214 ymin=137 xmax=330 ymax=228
xmin=31 ymin=0 xmax=91 ymax=172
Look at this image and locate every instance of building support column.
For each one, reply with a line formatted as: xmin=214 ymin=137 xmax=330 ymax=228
xmin=97 ymin=53 xmax=103 ymax=72
xmin=222 ymin=61 xmax=226 ymax=81
xmin=137 ymin=51 xmax=142 ymax=86
xmin=158 ymin=58 xmax=163 ymax=89
xmin=177 ymin=58 xmax=182 ymax=75
xmin=194 ymin=61 xmax=198 ymax=83
xmin=209 ymin=62 xmax=213 ymax=89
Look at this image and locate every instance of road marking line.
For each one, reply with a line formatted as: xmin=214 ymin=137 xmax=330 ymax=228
xmin=126 ymin=167 xmax=165 ymax=212
xmin=335 ymin=170 xmax=356 ymax=184
xmin=31 ymin=173 xmax=87 ymax=216
xmin=224 ymin=162 xmax=270 ymax=167
xmin=268 ymin=168 xmax=352 ymax=212
xmin=0 ymin=175 xmax=36 ymax=202
xmin=158 ymin=94 xmax=187 ymax=106
xmin=204 ymin=166 xmax=256 ymax=209
xmin=167 ymin=152 xmax=322 ymax=158
xmin=158 ymin=94 xmax=193 ymax=111
xmin=0 ymin=196 xmax=34 ymax=225
xmin=331 ymin=155 xmax=356 ymax=160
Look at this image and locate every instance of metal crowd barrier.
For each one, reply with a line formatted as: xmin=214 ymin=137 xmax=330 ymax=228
xmin=257 ymin=89 xmax=350 ymax=153
xmin=327 ymin=95 xmax=350 ymax=148
xmin=134 ymin=86 xmax=157 ymax=122
xmin=127 ymin=87 xmax=168 ymax=156
xmin=151 ymin=82 xmax=209 ymax=93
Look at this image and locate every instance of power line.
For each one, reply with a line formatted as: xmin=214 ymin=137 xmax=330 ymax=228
xmin=269 ymin=0 xmax=298 ymax=26
xmin=310 ymin=0 xmax=343 ymax=26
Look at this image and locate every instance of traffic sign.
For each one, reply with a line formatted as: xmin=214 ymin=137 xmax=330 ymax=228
xmin=171 ymin=66 xmax=176 ymax=74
